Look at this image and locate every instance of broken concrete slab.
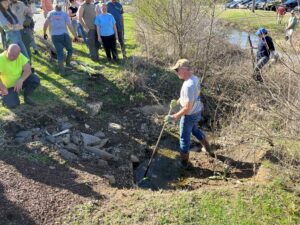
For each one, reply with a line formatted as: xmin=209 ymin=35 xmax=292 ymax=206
xmin=45 ymin=135 xmax=56 ymax=144
xmin=59 ymin=148 xmax=79 ymax=162
xmin=14 ymin=137 xmax=26 ymax=144
xmin=94 ymin=131 xmax=105 ymax=138
xmin=84 ymin=146 xmax=115 ymax=160
xmin=16 ymin=130 xmax=32 ymax=138
xmin=71 ymin=132 xmax=82 ymax=145
xmin=60 ymin=122 xmax=73 ymax=130
xmin=81 ymin=133 xmax=102 ymax=146
xmin=64 ymin=143 xmax=81 ymax=155
xmin=93 ymin=138 xmax=109 ymax=149
xmin=86 ymin=101 xmax=103 ymax=116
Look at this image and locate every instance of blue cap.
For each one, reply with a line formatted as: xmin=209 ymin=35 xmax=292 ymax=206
xmin=255 ymin=27 xmax=268 ymax=36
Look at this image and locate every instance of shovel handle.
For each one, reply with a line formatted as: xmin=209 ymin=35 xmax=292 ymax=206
xmin=143 ymin=106 xmax=172 ymax=178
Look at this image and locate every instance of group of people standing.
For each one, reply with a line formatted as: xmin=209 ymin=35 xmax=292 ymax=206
xmin=42 ymin=0 xmax=126 ymax=75
xmin=0 ymin=0 xmax=126 ymax=108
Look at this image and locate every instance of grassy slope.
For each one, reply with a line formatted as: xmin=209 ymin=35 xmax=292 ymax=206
xmin=0 ymin=7 xmax=299 ymax=225
xmin=64 ymin=180 xmax=300 ymax=225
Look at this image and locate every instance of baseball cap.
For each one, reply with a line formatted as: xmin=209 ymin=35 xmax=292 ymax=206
xmin=170 ymin=59 xmax=190 ymax=71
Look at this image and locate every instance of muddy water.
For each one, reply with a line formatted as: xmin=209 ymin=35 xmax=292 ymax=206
xmin=228 ymin=29 xmax=259 ymax=49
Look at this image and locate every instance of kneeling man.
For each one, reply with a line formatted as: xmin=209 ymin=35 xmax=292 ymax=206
xmin=0 ymin=44 xmax=40 ymax=108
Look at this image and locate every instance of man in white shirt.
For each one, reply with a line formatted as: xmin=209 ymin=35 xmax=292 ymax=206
xmin=165 ymin=59 xmax=211 ymax=168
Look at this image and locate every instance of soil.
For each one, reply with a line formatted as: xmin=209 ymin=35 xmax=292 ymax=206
xmin=0 ymin=105 xmax=270 ymax=224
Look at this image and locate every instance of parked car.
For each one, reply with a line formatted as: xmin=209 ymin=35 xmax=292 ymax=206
xmin=282 ymin=0 xmax=299 ymax=11
xmin=264 ymin=0 xmax=282 ymax=11
xmin=293 ymin=5 xmax=300 ymax=11
xmin=225 ymin=0 xmax=244 ymax=8
xmin=238 ymin=0 xmax=253 ymax=8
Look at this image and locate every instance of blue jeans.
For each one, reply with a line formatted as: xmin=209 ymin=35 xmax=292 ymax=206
xmin=179 ymin=112 xmax=205 ymax=154
xmin=6 ymin=30 xmax=29 ymax=58
xmin=77 ymin=23 xmax=87 ymax=44
xmin=71 ymin=20 xmax=79 ymax=36
xmin=51 ymin=33 xmax=73 ymax=62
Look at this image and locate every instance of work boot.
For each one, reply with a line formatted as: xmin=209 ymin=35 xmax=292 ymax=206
xmin=58 ymin=61 xmax=65 ymax=76
xmin=65 ymin=54 xmax=72 ymax=67
xmin=180 ymin=152 xmax=192 ymax=169
xmin=200 ymin=137 xmax=214 ymax=157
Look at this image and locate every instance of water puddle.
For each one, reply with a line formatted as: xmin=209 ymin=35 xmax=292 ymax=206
xmin=228 ymin=29 xmax=259 ymax=49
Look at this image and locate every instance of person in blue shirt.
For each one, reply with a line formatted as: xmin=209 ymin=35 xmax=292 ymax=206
xmin=253 ymin=27 xmax=275 ymax=83
xmin=43 ymin=3 xmax=78 ymax=75
xmin=95 ymin=3 xmax=118 ymax=61
xmin=107 ymin=0 xmax=126 ymax=58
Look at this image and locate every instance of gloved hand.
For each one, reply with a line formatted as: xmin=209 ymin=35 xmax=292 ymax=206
xmin=164 ymin=115 xmax=174 ymax=123
xmin=43 ymin=33 xmax=48 ymax=40
xmin=170 ymin=99 xmax=177 ymax=109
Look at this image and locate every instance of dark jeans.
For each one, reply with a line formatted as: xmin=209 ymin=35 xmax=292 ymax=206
xmin=87 ymin=29 xmax=100 ymax=61
xmin=101 ymin=35 xmax=118 ymax=60
xmin=21 ymin=28 xmax=34 ymax=63
xmin=179 ymin=112 xmax=205 ymax=154
xmin=51 ymin=33 xmax=73 ymax=62
xmin=254 ymin=56 xmax=269 ymax=82
xmin=1 ymin=73 xmax=40 ymax=108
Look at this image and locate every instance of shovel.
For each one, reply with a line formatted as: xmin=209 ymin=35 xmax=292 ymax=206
xmin=137 ymin=105 xmax=172 ymax=187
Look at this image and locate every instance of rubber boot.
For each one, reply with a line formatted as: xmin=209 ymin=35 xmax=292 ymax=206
xmin=24 ymin=86 xmax=36 ymax=106
xmin=58 ymin=61 xmax=65 ymax=76
xmin=180 ymin=152 xmax=192 ymax=169
xmin=200 ymin=137 xmax=213 ymax=156
xmin=65 ymin=54 xmax=72 ymax=67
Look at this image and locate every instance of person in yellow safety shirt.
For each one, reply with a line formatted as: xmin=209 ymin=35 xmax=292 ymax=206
xmin=0 ymin=44 xmax=40 ymax=108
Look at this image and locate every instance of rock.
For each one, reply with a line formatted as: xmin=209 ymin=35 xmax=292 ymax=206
xmin=84 ymin=146 xmax=115 ymax=160
xmin=82 ymin=153 xmax=94 ymax=161
xmin=59 ymin=148 xmax=79 ymax=162
xmin=14 ymin=137 xmax=26 ymax=144
xmin=45 ymin=135 xmax=56 ymax=144
xmin=57 ymin=117 xmax=69 ymax=123
xmin=60 ymin=122 xmax=73 ymax=130
xmin=81 ymin=133 xmax=102 ymax=146
xmin=97 ymin=159 xmax=108 ymax=168
xmin=64 ymin=143 xmax=80 ymax=154
xmin=130 ymin=154 xmax=140 ymax=163
xmin=108 ymin=123 xmax=122 ymax=131
xmin=94 ymin=131 xmax=105 ymax=138
xmin=62 ymin=134 xmax=71 ymax=144
xmin=104 ymin=175 xmax=116 ymax=185
xmin=84 ymin=124 xmax=90 ymax=129
xmin=140 ymin=104 xmax=169 ymax=116
xmin=94 ymin=138 xmax=109 ymax=148
xmin=86 ymin=101 xmax=103 ymax=116
xmin=16 ymin=130 xmax=32 ymax=138
xmin=71 ymin=133 xmax=82 ymax=145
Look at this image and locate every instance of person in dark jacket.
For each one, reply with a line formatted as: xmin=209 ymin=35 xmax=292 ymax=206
xmin=253 ymin=27 xmax=275 ymax=83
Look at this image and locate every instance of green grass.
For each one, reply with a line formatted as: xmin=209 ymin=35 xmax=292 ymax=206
xmin=63 ymin=181 xmax=300 ymax=225
xmin=217 ymin=8 xmax=291 ymax=38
